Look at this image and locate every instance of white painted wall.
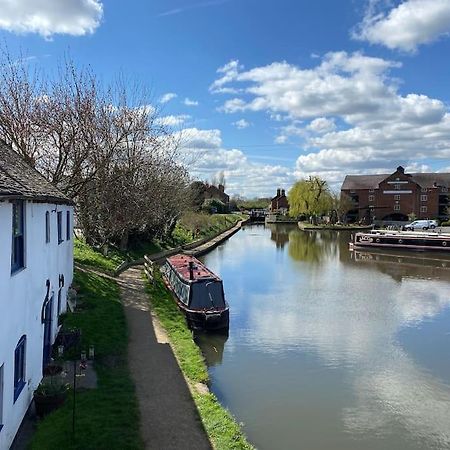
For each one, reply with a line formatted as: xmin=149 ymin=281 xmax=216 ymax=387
xmin=0 ymin=200 xmax=73 ymax=450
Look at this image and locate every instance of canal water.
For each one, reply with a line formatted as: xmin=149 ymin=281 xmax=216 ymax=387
xmin=196 ymin=224 xmax=450 ymax=450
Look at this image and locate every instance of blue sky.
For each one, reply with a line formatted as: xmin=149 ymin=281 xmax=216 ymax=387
xmin=2 ymin=0 xmax=450 ymax=197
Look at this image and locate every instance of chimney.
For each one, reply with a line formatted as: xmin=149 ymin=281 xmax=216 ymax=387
xmin=281 ymin=189 xmax=285 ymax=196
xmin=276 ymin=188 xmax=281 ymax=197
xmin=188 ymin=261 xmax=194 ymax=280
xmin=218 ymin=184 xmax=225 ymax=193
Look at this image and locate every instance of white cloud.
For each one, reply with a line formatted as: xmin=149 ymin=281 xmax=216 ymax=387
xmin=184 ymin=97 xmax=199 ymax=106
xmin=232 ymin=119 xmax=251 ymax=129
xmin=212 ymin=52 xmax=450 ymax=185
xmin=155 ymin=114 xmax=190 ymax=127
xmin=0 ymin=0 xmax=103 ymax=38
xmin=307 ymin=117 xmax=336 ymax=134
xmin=177 ymin=127 xmax=294 ymax=197
xmin=354 ymin=0 xmax=450 ymax=52
xmin=210 ymin=60 xmax=243 ymax=94
xmin=159 ymin=92 xmax=177 ymax=104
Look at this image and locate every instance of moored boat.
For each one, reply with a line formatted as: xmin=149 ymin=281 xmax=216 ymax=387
xmin=161 ymin=254 xmax=229 ymax=331
xmin=350 ymin=230 xmax=450 ymax=252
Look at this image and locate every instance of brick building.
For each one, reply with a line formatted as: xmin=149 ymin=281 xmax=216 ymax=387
xmin=204 ymin=184 xmax=229 ymax=206
xmin=269 ymin=188 xmax=289 ymax=214
xmin=341 ymin=166 xmax=450 ymax=223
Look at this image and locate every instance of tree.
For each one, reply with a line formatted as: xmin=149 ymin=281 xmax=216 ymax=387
xmin=0 ymin=48 xmax=190 ymax=250
xmin=288 ymin=176 xmax=332 ymax=217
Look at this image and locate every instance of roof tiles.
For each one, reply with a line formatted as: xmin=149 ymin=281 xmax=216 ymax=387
xmin=0 ymin=142 xmax=72 ymax=204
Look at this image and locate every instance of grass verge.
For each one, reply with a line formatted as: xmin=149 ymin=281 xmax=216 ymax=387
xmin=75 ymin=213 xmax=246 ymax=274
xmin=146 ymin=271 xmax=254 ymax=450
xmin=31 ymin=270 xmax=142 ymax=450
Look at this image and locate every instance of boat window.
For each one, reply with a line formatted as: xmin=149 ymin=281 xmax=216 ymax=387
xmin=190 ymin=281 xmax=225 ymax=309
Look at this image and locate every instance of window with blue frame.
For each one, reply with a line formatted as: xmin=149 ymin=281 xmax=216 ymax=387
xmin=45 ymin=211 xmax=50 ymax=243
xmin=11 ymin=200 xmax=25 ymax=273
xmin=57 ymin=211 xmax=63 ymax=244
xmin=66 ymin=211 xmax=71 ymax=240
xmin=14 ymin=336 xmax=26 ymax=403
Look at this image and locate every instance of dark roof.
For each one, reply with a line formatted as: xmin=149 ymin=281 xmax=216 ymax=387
xmin=342 ymin=174 xmax=390 ymax=190
xmin=342 ymin=172 xmax=450 ymax=190
xmin=0 ymin=142 xmax=72 ymax=204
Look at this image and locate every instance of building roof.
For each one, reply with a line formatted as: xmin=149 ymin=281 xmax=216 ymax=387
xmin=341 ymin=174 xmax=390 ymax=190
xmin=342 ymin=172 xmax=450 ymax=190
xmin=0 ymin=142 xmax=72 ymax=204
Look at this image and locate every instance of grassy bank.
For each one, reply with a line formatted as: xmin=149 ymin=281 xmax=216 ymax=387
xmin=75 ymin=213 xmax=246 ymax=274
xmin=146 ymin=271 xmax=254 ymax=450
xmin=31 ymin=270 xmax=142 ymax=450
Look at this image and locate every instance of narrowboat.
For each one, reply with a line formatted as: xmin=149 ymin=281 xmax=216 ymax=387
xmin=350 ymin=230 xmax=450 ymax=252
xmin=160 ymin=254 xmax=229 ymax=331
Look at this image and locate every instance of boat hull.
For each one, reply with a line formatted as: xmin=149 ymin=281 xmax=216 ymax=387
xmin=161 ymin=272 xmax=229 ymax=332
xmin=351 ymin=231 xmax=450 ymax=252
xmin=183 ymin=307 xmax=229 ymax=332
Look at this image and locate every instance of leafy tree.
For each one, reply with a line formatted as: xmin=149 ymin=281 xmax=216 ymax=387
xmin=288 ymin=176 xmax=332 ymax=217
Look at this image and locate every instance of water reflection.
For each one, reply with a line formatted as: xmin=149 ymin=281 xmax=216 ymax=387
xmin=193 ymin=331 xmax=228 ymax=366
xmin=349 ymin=248 xmax=450 ymax=282
xmin=267 ymin=223 xmax=291 ymax=249
xmin=288 ymin=229 xmax=343 ymax=264
xmin=198 ymin=226 xmax=450 ymax=450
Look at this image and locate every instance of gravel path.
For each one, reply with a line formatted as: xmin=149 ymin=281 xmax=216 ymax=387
xmin=119 ymin=267 xmax=212 ymax=450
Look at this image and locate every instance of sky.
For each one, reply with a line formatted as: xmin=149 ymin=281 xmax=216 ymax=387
xmin=2 ymin=0 xmax=450 ymax=197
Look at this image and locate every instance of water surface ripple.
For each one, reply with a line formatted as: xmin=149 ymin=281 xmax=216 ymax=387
xmin=197 ymin=224 xmax=450 ymax=450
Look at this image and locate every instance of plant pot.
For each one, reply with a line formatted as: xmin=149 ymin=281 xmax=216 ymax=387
xmin=34 ymin=390 xmax=68 ymax=418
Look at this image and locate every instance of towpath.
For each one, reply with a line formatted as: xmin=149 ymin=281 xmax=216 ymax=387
xmin=118 ymin=267 xmax=212 ymax=450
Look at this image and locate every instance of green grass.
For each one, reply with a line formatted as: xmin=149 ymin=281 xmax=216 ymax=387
xmin=146 ymin=272 xmax=254 ymax=449
xmin=74 ymin=214 xmax=246 ymax=274
xmin=145 ymin=271 xmax=208 ymax=383
xmin=74 ymin=239 xmax=124 ymax=274
xmin=195 ymin=393 xmax=254 ymax=450
xmin=31 ymin=270 xmax=142 ymax=450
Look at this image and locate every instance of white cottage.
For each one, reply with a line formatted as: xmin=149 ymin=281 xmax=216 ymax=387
xmin=0 ymin=143 xmax=74 ymax=449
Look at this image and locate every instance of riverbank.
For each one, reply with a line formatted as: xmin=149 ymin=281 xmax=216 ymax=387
xmin=74 ymin=213 xmax=246 ymax=275
xmin=298 ymin=222 xmax=373 ymax=231
xmin=145 ymin=271 xmax=254 ymax=450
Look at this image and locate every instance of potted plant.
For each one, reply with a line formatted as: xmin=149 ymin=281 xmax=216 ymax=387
xmin=34 ymin=375 xmax=69 ymax=417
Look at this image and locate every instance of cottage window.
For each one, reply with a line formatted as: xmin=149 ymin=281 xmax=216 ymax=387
xmin=369 ymin=189 xmax=374 ymax=193
xmin=394 ymin=205 xmax=400 ymax=211
xmin=57 ymin=211 xmax=63 ymax=244
xmin=442 ymin=187 xmax=448 ymax=193
xmin=394 ymin=195 xmax=400 ymax=200
xmin=45 ymin=211 xmax=50 ymax=243
xmin=14 ymin=336 xmax=26 ymax=403
xmin=369 ymin=195 xmax=374 ymax=202
xmin=394 ymin=184 xmax=401 ymax=190
xmin=421 ymin=206 xmax=428 ymax=213
xmin=421 ymin=195 xmax=428 ymax=202
xmin=11 ymin=200 xmax=25 ymax=273
xmin=66 ymin=211 xmax=71 ymax=241
xmin=421 ymin=188 xmax=427 ymax=193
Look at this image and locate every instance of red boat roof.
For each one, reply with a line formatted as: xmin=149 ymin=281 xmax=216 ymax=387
xmin=166 ymin=254 xmax=220 ymax=282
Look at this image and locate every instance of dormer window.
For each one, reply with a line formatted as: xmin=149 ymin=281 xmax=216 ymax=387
xmin=11 ymin=200 xmax=25 ymax=274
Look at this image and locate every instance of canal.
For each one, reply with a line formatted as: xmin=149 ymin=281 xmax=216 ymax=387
xmin=196 ymin=223 xmax=450 ymax=450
